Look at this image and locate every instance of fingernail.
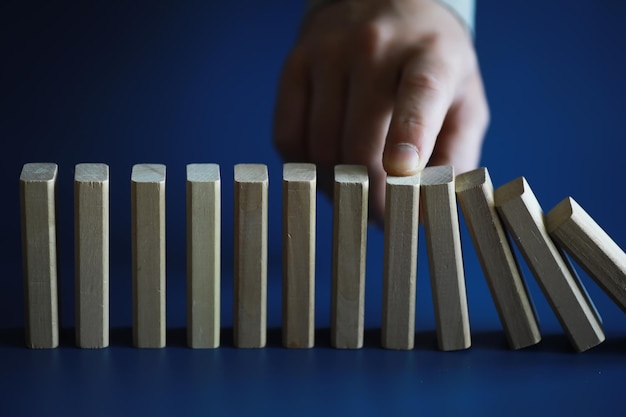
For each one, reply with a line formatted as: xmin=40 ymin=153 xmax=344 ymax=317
xmin=384 ymin=143 xmax=420 ymax=175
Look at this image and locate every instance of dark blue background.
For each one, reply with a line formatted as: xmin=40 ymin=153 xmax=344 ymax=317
xmin=2 ymin=1 xmax=626 ymax=415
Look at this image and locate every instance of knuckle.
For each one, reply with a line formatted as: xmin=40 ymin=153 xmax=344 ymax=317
xmin=402 ymin=70 xmax=446 ymax=95
xmin=354 ymin=22 xmax=387 ymax=60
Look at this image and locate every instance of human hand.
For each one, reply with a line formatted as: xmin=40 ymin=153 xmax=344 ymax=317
xmin=273 ymin=0 xmax=489 ymax=225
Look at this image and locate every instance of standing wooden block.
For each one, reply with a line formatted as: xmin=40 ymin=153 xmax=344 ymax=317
xmin=20 ymin=162 xmax=59 ymax=349
xmin=131 ymin=164 xmax=166 ymax=348
xmin=421 ymin=166 xmax=471 ymax=351
xmin=331 ymin=165 xmax=368 ymax=349
xmin=282 ymin=163 xmax=316 ymax=348
xmin=382 ymin=173 xmax=420 ymax=350
xmin=234 ymin=164 xmax=268 ymax=348
xmin=186 ymin=163 xmax=221 ymax=349
xmin=456 ymin=167 xmax=540 ymax=350
xmin=75 ymin=163 xmax=109 ymax=349
xmin=546 ymin=196 xmax=626 ymax=314
xmin=494 ymin=177 xmax=604 ymax=352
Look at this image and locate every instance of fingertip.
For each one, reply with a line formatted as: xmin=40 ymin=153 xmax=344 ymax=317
xmin=382 ymin=143 xmax=421 ymax=176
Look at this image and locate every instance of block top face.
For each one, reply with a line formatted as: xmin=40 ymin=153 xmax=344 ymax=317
xmin=283 ymin=163 xmax=316 ymax=182
xmin=75 ymin=163 xmax=109 ymax=182
xmin=545 ymin=197 xmax=576 ymax=232
xmin=20 ymin=163 xmax=58 ymax=182
xmin=234 ymin=164 xmax=268 ymax=183
xmin=386 ymin=173 xmax=420 ymax=186
xmin=494 ymin=176 xmax=530 ymax=207
xmin=335 ymin=165 xmax=368 ymax=184
xmin=131 ymin=164 xmax=166 ymax=183
xmin=187 ymin=163 xmax=220 ymax=182
xmin=455 ymin=167 xmax=488 ymax=192
xmin=420 ymin=165 xmax=454 ymax=186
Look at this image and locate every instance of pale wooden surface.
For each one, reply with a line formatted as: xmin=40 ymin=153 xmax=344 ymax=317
xmin=331 ymin=165 xmax=368 ymax=349
xmin=382 ymin=173 xmax=420 ymax=350
xmin=234 ymin=164 xmax=268 ymax=348
xmin=494 ymin=177 xmax=605 ymax=352
xmin=546 ymin=196 xmax=626 ymax=314
xmin=186 ymin=163 xmax=221 ymax=348
xmin=456 ymin=167 xmax=540 ymax=350
xmin=421 ymin=166 xmax=471 ymax=351
xmin=74 ymin=163 xmax=109 ymax=348
xmin=20 ymin=162 xmax=59 ymax=349
xmin=282 ymin=163 xmax=316 ymax=348
xmin=131 ymin=163 xmax=166 ymax=348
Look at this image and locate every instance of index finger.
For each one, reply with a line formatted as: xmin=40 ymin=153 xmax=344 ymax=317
xmin=383 ymin=48 xmax=457 ymax=176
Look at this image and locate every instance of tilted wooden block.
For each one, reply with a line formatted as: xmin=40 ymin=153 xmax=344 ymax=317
xmin=546 ymin=196 xmax=626 ymax=314
xmin=282 ymin=163 xmax=316 ymax=348
xmin=494 ymin=177 xmax=604 ymax=352
xmin=234 ymin=164 xmax=268 ymax=348
xmin=186 ymin=163 xmax=221 ymax=349
xmin=382 ymin=173 xmax=420 ymax=350
xmin=421 ymin=166 xmax=471 ymax=351
xmin=456 ymin=167 xmax=540 ymax=350
xmin=331 ymin=165 xmax=368 ymax=349
xmin=20 ymin=162 xmax=60 ymax=349
xmin=75 ymin=163 xmax=110 ymax=349
xmin=131 ymin=163 xmax=166 ymax=348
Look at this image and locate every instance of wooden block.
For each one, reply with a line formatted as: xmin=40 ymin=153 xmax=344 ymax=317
xmin=331 ymin=165 xmax=368 ymax=349
xmin=186 ymin=163 xmax=221 ymax=349
xmin=74 ymin=163 xmax=109 ymax=349
xmin=234 ymin=164 xmax=268 ymax=348
xmin=382 ymin=173 xmax=420 ymax=350
xmin=282 ymin=163 xmax=316 ymax=348
xmin=20 ymin=162 xmax=60 ymax=349
xmin=546 ymin=196 xmax=626 ymax=314
xmin=131 ymin=164 xmax=166 ymax=348
xmin=456 ymin=167 xmax=540 ymax=350
xmin=421 ymin=166 xmax=471 ymax=351
xmin=494 ymin=177 xmax=605 ymax=352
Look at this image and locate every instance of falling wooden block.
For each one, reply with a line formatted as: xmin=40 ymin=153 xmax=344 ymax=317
xmin=186 ymin=163 xmax=221 ymax=349
xmin=494 ymin=177 xmax=604 ymax=352
xmin=20 ymin=162 xmax=60 ymax=349
xmin=382 ymin=173 xmax=420 ymax=350
xmin=282 ymin=163 xmax=316 ymax=348
xmin=234 ymin=164 xmax=268 ymax=348
xmin=331 ymin=165 xmax=368 ymax=349
xmin=131 ymin=163 xmax=166 ymax=348
xmin=456 ymin=167 xmax=540 ymax=350
xmin=421 ymin=166 xmax=471 ymax=351
xmin=546 ymin=196 xmax=626 ymax=314
xmin=74 ymin=163 xmax=109 ymax=349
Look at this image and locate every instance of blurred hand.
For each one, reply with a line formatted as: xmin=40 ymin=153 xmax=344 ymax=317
xmin=273 ymin=0 xmax=489 ymax=225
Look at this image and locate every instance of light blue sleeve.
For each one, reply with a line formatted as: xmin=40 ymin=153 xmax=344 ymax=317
xmin=306 ymin=0 xmax=476 ymax=34
xmin=436 ymin=0 xmax=475 ymax=34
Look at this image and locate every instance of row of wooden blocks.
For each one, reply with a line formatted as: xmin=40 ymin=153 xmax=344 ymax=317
xmin=19 ymin=162 xmax=626 ymax=352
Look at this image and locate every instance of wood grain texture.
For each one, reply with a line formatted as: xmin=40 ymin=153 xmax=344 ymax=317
xmin=421 ymin=166 xmax=471 ymax=351
xmin=456 ymin=167 xmax=540 ymax=350
xmin=546 ymin=196 xmax=626 ymax=314
xmin=494 ymin=177 xmax=604 ymax=352
xmin=131 ymin=163 xmax=166 ymax=348
xmin=234 ymin=164 xmax=268 ymax=348
xmin=186 ymin=163 xmax=221 ymax=348
xmin=282 ymin=163 xmax=316 ymax=348
xmin=331 ymin=165 xmax=368 ymax=349
xmin=74 ymin=163 xmax=109 ymax=349
xmin=20 ymin=162 xmax=59 ymax=349
xmin=382 ymin=173 xmax=420 ymax=350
